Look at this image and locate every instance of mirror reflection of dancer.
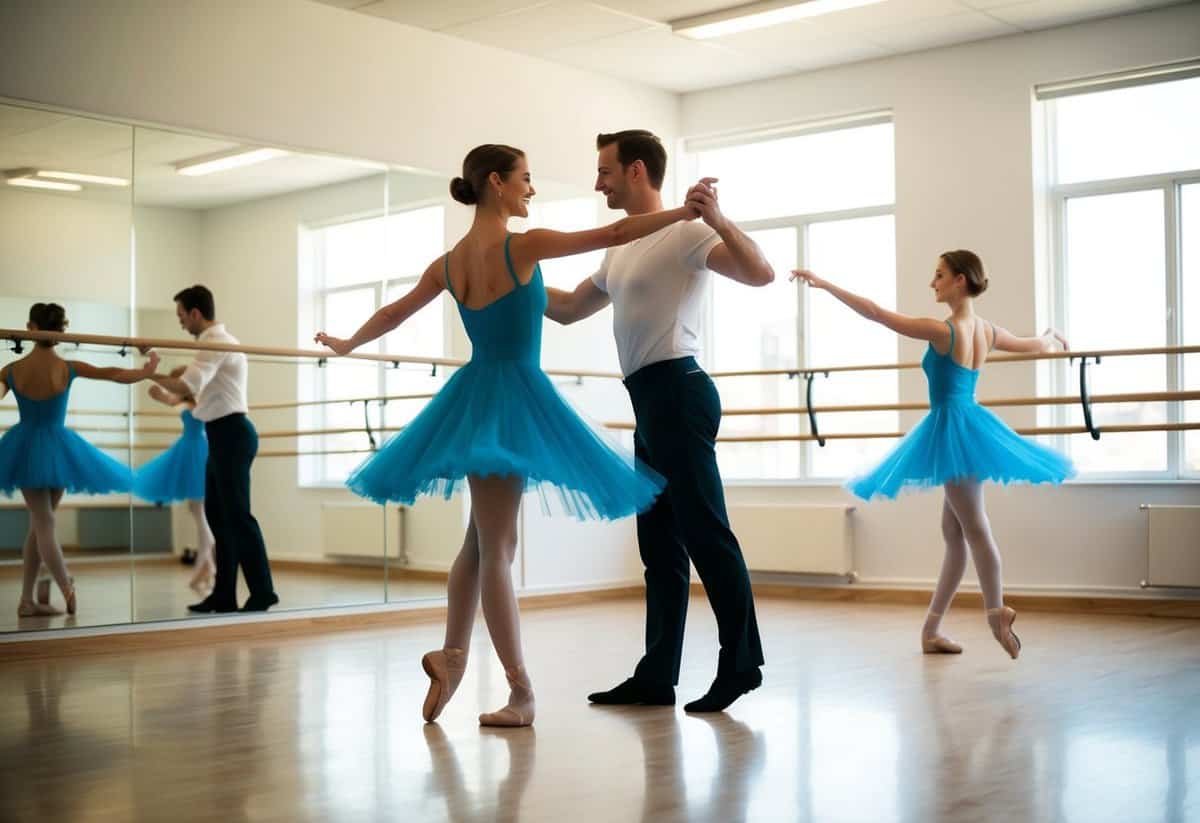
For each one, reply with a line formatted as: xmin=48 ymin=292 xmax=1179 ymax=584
xmin=134 ymin=386 xmax=215 ymax=594
xmin=793 ymin=250 xmax=1074 ymax=658
xmin=317 ymin=144 xmax=713 ymax=728
xmin=147 ymin=286 xmax=277 ymax=614
xmin=0 ymin=302 xmax=158 ymax=617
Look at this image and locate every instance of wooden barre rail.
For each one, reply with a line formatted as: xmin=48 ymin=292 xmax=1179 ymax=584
xmin=85 ymin=420 xmax=1200 ymax=453
xmin=6 ymin=329 xmax=1199 ymax=381
xmin=0 ymin=328 xmax=618 ymax=380
xmin=22 ymin=388 xmax=1197 ymax=439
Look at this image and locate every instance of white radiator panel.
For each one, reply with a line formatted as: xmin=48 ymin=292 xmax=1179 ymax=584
xmin=1142 ymin=505 xmax=1200 ymax=588
xmin=321 ymin=502 xmax=404 ymax=564
xmin=729 ymin=504 xmax=855 ymax=576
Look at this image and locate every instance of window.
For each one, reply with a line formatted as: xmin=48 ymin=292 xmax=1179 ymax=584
xmin=685 ymin=115 xmax=896 ymax=481
xmin=300 ymin=205 xmax=446 ymax=485
xmin=1042 ymin=69 xmax=1200 ymax=478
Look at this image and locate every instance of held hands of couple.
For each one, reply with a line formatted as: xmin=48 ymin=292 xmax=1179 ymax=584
xmin=684 ymin=177 xmax=727 ymax=230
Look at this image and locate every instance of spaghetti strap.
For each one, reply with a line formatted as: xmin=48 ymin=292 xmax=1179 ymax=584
xmin=944 ymin=320 xmax=956 ymax=357
xmin=442 ymin=253 xmax=458 ymax=303
xmin=502 ymin=233 xmax=521 ymax=287
xmin=66 ymin=362 xmax=77 ymax=383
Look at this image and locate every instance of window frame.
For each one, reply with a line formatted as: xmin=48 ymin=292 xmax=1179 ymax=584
xmin=683 ymin=115 xmax=898 ymax=484
xmin=1044 ymin=89 xmax=1200 ymax=481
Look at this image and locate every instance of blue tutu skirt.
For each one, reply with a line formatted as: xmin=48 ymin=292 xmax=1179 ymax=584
xmin=0 ymin=423 xmax=133 ymax=495
xmin=347 ymin=360 xmax=664 ymax=520
xmin=847 ymin=403 xmax=1075 ymax=501
xmin=134 ymin=432 xmax=207 ymax=504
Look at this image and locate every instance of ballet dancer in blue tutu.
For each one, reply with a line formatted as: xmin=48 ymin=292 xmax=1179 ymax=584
xmin=792 ymin=250 xmax=1074 ymax=659
xmin=0 ymin=302 xmax=159 ymax=617
xmin=134 ymin=386 xmax=215 ymax=593
xmin=316 ymin=144 xmax=709 ymax=726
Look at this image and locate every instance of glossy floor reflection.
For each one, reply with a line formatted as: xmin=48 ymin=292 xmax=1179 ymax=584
xmin=1 ymin=596 xmax=1198 ymax=822
xmin=0 ymin=557 xmax=445 ymax=631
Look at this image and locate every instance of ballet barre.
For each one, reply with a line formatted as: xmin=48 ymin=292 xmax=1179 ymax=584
xmin=0 ymin=328 xmax=622 ymax=381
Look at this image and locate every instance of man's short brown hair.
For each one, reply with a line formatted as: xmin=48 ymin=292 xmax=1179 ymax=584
xmin=597 ymin=130 xmax=667 ymax=191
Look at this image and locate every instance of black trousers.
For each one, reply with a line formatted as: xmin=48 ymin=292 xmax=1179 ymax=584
xmin=625 ymin=357 xmax=764 ymax=686
xmin=204 ymin=413 xmax=274 ymax=605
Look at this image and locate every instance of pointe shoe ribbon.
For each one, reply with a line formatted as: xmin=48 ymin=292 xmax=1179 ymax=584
xmin=479 ymin=667 xmax=535 ymax=728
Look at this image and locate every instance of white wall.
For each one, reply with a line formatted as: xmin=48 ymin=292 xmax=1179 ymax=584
xmin=0 ymin=0 xmax=679 ymax=192
xmin=0 ymin=187 xmax=132 ymax=306
xmin=683 ymin=5 xmax=1200 ymax=595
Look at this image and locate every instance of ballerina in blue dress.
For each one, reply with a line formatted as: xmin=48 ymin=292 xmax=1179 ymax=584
xmin=316 ymin=143 xmax=709 ymax=727
xmin=792 ymin=250 xmax=1074 ymax=660
xmin=133 ymin=386 xmax=214 ymax=594
xmin=0 ymin=302 xmax=158 ymax=618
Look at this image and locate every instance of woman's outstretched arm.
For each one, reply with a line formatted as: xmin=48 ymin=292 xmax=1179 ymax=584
xmin=314 ymin=257 xmax=445 ymax=356
xmin=791 ymin=269 xmax=946 ymax=343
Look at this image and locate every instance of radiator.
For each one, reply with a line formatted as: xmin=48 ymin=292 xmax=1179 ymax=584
xmin=321 ymin=502 xmax=406 ymax=565
xmin=728 ymin=504 xmax=856 ymax=578
xmin=1141 ymin=504 xmax=1200 ymax=588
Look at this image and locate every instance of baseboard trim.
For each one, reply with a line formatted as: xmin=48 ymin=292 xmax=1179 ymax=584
xmin=732 ymin=582 xmax=1200 ymax=619
xmin=5 ymin=580 xmax=1196 ymax=661
xmin=0 ymin=585 xmax=644 ymax=661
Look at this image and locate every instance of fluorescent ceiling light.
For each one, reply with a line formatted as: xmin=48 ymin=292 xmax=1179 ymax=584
xmin=673 ymin=0 xmax=886 ymax=39
xmin=7 ymin=177 xmax=83 ymax=192
xmin=36 ymin=170 xmax=130 ymax=186
xmin=4 ymin=169 xmax=82 ymax=192
xmin=174 ymin=147 xmax=287 ymax=177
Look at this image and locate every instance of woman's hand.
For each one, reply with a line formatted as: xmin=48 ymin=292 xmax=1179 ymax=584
xmin=1042 ymin=328 xmax=1069 ymax=352
xmin=140 ymin=350 xmax=160 ymax=376
xmin=790 ymin=268 xmax=830 ymax=290
xmin=314 ymin=332 xmax=355 ymax=356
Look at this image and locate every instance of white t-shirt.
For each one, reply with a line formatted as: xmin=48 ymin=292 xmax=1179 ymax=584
xmin=181 ymin=323 xmax=250 ymax=422
xmin=590 ymin=221 xmax=722 ymax=377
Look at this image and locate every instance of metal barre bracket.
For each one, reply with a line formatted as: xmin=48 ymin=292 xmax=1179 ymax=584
xmin=359 ymin=399 xmax=378 ymax=451
xmin=1071 ymin=354 xmax=1102 ymax=440
xmin=805 ymin=371 xmax=829 ymax=447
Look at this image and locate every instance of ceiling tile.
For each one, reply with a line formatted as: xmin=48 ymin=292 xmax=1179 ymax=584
xmin=861 ymin=9 xmax=1019 ymax=52
xmin=310 ymin=0 xmax=378 ymax=10
xmin=355 ymin=0 xmax=545 ymax=31
xmin=441 ymin=1 xmax=655 ymax=54
xmin=543 ymin=26 xmax=792 ymax=92
xmin=985 ymin=0 xmax=1162 ymax=29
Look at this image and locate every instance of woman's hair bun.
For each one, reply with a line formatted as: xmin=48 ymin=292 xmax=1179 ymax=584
xmin=449 ymin=177 xmax=477 ymax=205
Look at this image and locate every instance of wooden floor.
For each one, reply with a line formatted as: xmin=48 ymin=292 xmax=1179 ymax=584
xmin=1 ymin=595 xmax=1198 ymax=823
xmin=0 ymin=558 xmax=446 ymax=633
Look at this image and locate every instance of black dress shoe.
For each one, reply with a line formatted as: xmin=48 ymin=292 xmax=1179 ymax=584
xmin=240 ymin=593 xmax=280 ymax=612
xmin=684 ymin=668 xmax=763 ymax=713
xmin=588 ymin=677 xmax=675 ymax=706
xmin=187 ymin=597 xmax=238 ymax=614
